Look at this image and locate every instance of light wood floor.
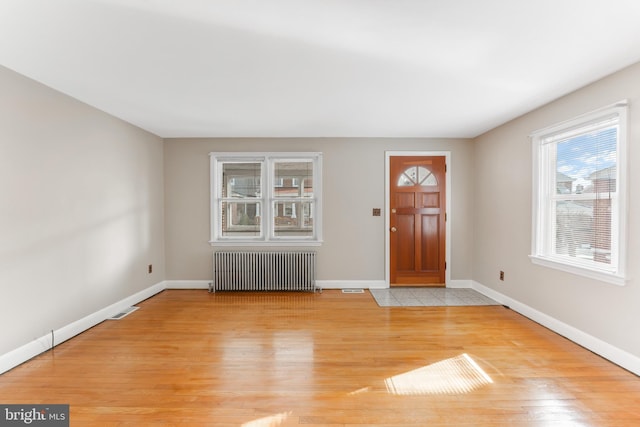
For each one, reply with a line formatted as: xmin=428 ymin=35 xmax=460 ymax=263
xmin=1 ymin=290 xmax=639 ymax=426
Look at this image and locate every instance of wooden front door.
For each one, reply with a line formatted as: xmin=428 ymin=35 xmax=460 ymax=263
xmin=389 ymin=156 xmax=446 ymax=286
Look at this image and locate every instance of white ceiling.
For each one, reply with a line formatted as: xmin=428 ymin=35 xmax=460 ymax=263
xmin=2 ymin=0 xmax=640 ymax=138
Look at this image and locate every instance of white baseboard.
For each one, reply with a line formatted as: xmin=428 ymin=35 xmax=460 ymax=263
xmin=448 ymin=279 xmax=472 ymax=288
xmin=471 ymin=280 xmax=640 ymax=376
xmin=165 ymin=279 xmax=470 ymax=291
xmin=165 ymin=279 xmax=389 ymax=291
xmin=164 ymin=280 xmax=211 ymax=290
xmin=316 ymin=280 xmax=388 ymax=290
xmin=0 ymin=281 xmax=166 ymax=375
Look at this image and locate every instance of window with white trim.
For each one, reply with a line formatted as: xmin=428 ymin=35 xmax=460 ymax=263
xmin=210 ymin=152 xmax=322 ymax=245
xmin=530 ymin=102 xmax=628 ymax=285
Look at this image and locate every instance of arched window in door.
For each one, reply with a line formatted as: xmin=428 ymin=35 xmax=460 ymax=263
xmin=397 ymin=166 xmax=437 ymax=187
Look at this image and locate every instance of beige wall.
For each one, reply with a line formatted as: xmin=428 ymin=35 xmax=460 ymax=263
xmin=473 ymin=62 xmax=640 ymax=357
xmin=0 ymin=66 xmax=165 ymax=355
xmin=164 ymin=138 xmax=474 ymax=282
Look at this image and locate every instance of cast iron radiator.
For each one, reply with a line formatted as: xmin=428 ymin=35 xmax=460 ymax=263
xmin=211 ymin=251 xmax=319 ymax=292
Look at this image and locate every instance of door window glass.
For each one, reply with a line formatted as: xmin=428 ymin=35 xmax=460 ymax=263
xmin=398 ymin=166 xmax=437 ymax=186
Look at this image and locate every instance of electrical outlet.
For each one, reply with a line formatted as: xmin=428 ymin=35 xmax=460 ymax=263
xmin=499 ymin=270 xmax=504 ymax=281
xmin=148 ymin=264 xmax=153 ymax=274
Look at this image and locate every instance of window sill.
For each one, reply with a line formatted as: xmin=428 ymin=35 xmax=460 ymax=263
xmin=529 ymin=255 xmax=626 ymax=286
xmin=209 ymin=240 xmax=323 ymax=247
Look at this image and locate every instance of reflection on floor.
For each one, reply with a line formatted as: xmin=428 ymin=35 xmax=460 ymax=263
xmin=370 ymin=287 xmax=500 ymax=307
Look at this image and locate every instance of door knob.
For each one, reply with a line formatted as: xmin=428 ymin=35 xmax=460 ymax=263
xmin=390 ymin=227 xmax=397 ymax=232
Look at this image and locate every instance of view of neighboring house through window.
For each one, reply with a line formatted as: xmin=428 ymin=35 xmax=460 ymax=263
xmin=210 ymin=153 xmax=322 ymax=244
xmin=273 ymin=160 xmax=315 ymax=237
xmin=530 ymin=102 xmax=628 ymax=285
xmin=221 ymin=162 xmax=262 ymax=237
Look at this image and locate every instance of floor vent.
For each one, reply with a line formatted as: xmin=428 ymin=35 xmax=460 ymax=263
xmin=342 ymin=289 xmax=365 ymax=294
xmin=107 ymin=306 xmax=139 ymax=320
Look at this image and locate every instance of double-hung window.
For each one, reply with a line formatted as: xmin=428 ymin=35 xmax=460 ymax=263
xmin=210 ymin=152 xmax=322 ymax=245
xmin=530 ymin=102 xmax=628 ymax=285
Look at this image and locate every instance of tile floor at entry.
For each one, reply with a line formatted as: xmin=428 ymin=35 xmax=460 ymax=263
xmin=369 ymin=287 xmax=500 ymax=307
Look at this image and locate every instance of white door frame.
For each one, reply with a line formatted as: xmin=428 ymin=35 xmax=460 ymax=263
xmin=385 ymin=151 xmax=452 ymax=287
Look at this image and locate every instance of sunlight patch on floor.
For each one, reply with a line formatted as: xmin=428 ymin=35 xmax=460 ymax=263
xmin=384 ymin=353 xmax=493 ymax=395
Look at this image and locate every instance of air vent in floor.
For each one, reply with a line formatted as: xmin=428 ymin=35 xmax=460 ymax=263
xmin=107 ymin=306 xmax=139 ymax=320
xmin=342 ymin=289 xmax=365 ymax=293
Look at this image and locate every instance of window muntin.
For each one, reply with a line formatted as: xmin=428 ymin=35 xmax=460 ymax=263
xmin=211 ymin=153 xmax=322 ymax=245
xmin=398 ymin=166 xmax=437 ymax=186
xmin=530 ymin=103 xmax=627 ymax=285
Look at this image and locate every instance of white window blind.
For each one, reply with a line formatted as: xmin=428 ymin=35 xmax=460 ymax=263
xmin=530 ymin=102 xmax=628 ymax=285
